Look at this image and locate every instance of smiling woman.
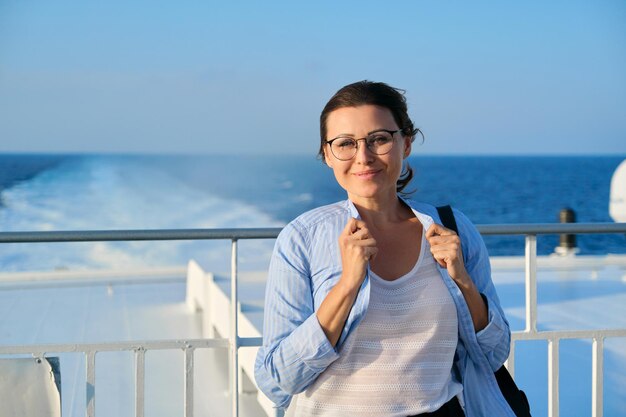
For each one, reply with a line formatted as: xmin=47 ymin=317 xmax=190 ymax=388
xmin=323 ymin=105 xmax=411 ymax=204
xmin=318 ymin=81 xmax=420 ymax=196
xmin=254 ymin=81 xmax=517 ymax=417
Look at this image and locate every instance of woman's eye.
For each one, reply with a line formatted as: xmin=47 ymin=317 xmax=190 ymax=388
xmin=370 ymin=135 xmax=391 ymax=145
xmin=337 ymin=139 xmax=356 ymax=148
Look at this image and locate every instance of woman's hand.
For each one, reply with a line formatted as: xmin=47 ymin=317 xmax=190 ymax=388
xmin=338 ymin=218 xmax=378 ymax=293
xmin=426 ymin=223 xmax=488 ymax=331
xmin=425 ymin=223 xmax=470 ymax=285
xmin=316 ymin=218 xmax=377 ymax=347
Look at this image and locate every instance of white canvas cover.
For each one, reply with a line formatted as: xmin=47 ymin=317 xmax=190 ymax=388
xmin=0 ymin=357 xmax=61 ymax=417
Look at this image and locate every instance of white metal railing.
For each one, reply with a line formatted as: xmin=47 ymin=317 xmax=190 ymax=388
xmin=503 ymin=233 xmax=626 ymax=417
xmin=1 ymin=223 xmax=625 ymax=417
xmin=0 ymin=339 xmax=229 ymax=417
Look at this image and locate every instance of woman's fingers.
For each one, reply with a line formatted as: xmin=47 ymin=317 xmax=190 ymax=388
xmin=338 ymin=218 xmax=378 ymax=291
xmin=426 ymin=223 xmax=471 ymax=282
xmin=425 ymin=223 xmax=455 ymax=239
xmin=354 ymin=237 xmax=378 ymax=258
xmin=341 ymin=220 xmax=378 ymax=259
xmin=351 ymin=227 xmax=370 ymax=240
xmin=344 ymin=217 xmax=369 ymax=235
xmin=343 ymin=232 xmax=377 ymax=260
xmin=428 ymin=240 xmax=461 ymax=253
xmin=429 ymin=245 xmax=458 ymax=266
xmin=342 ymin=217 xmax=374 ymax=242
xmin=429 ymin=249 xmax=449 ymax=268
xmin=426 ymin=224 xmax=460 ymax=247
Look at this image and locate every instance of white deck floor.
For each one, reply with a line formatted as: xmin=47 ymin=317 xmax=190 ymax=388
xmin=0 ymin=271 xmax=265 ymax=417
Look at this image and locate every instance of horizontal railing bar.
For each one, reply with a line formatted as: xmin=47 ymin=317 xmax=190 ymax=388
xmin=0 ymin=338 xmax=229 ymax=354
xmin=0 ymin=276 xmax=185 ymax=291
xmin=0 ymin=223 xmax=625 ymax=243
xmin=238 ymin=337 xmax=263 ymax=347
xmin=0 ymin=267 xmax=188 ymax=290
xmin=0 ymin=228 xmax=283 ymax=243
xmin=511 ymin=328 xmax=626 ymax=341
xmin=490 ymin=255 xmax=626 ymax=270
xmin=1 ymin=330 xmax=623 ymax=355
xmin=477 ymin=223 xmax=626 ymax=235
xmin=0 ymin=267 xmax=187 ymax=282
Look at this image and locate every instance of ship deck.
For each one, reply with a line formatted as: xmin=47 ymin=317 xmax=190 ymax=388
xmin=0 ymin=253 xmax=625 ymax=417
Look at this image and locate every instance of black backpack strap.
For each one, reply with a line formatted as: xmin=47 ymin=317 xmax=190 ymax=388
xmin=495 ymin=366 xmax=532 ymax=416
xmin=437 ymin=206 xmax=532 ymax=416
xmin=436 ymin=205 xmax=459 ymax=235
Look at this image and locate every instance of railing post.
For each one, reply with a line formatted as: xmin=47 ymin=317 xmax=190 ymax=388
xmin=135 ymin=347 xmax=145 ymax=417
xmin=592 ymin=337 xmax=604 ymax=417
xmin=548 ymin=338 xmax=560 ymax=417
xmin=230 ymin=239 xmax=239 ymax=417
xmin=184 ymin=345 xmax=195 ymax=417
xmin=525 ymin=235 xmax=538 ymax=333
xmin=86 ymin=351 xmax=96 ymax=417
xmin=506 ymin=340 xmax=516 ymax=379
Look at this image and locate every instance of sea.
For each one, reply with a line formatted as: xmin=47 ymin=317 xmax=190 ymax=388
xmin=0 ymin=153 xmax=625 ymax=272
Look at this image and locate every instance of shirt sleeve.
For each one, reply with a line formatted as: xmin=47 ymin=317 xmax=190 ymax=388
xmin=254 ymin=221 xmax=340 ymax=409
xmin=454 ymin=208 xmax=511 ymax=371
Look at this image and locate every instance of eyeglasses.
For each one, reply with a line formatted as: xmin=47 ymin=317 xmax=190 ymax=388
xmin=325 ymin=129 xmax=401 ymax=161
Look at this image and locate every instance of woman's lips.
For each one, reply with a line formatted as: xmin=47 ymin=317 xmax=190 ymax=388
xmin=353 ymin=169 xmax=381 ymax=179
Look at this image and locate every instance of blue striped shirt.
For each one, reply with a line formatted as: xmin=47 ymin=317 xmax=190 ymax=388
xmin=254 ymin=198 xmax=516 ymax=416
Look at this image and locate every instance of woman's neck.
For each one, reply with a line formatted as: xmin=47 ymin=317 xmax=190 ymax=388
xmin=350 ymin=194 xmax=413 ymax=229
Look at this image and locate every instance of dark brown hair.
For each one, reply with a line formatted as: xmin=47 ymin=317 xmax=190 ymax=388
xmin=319 ymin=80 xmax=421 ymax=194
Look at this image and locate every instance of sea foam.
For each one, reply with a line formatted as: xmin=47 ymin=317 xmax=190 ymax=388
xmin=0 ymin=156 xmax=281 ymax=272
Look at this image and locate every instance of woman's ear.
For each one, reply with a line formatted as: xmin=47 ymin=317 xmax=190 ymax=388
xmin=403 ymin=136 xmax=412 ymax=159
xmin=323 ymin=147 xmax=333 ymax=167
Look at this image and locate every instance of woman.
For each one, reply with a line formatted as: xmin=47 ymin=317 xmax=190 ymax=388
xmin=254 ymin=81 xmax=514 ymax=417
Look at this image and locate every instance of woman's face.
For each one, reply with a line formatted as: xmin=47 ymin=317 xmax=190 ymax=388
xmin=323 ymin=105 xmax=411 ymax=204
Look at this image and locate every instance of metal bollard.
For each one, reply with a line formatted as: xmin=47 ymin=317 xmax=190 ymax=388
xmin=555 ymin=208 xmax=579 ymax=255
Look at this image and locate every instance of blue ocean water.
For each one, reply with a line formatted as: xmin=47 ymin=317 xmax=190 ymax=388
xmin=0 ymin=154 xmax=624 ymax=271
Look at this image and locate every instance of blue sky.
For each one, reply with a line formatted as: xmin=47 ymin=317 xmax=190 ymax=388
xmin=1 ymin=0 xmax=625 ymax=155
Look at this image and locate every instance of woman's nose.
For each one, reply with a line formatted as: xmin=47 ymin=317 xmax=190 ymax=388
xmin=354 ymin=139 xmax=375 ymax=163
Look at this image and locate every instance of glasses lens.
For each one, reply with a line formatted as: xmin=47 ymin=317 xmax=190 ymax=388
xmin=366 ymin=131 xmax=394 ymax=155
xmin=331 ymin=138 xmax=357 ymax=160
xmin=329 ymin=131 xmax=397 ymax=160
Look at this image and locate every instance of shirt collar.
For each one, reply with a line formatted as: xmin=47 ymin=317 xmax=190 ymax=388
xmin=399 ymin=195 xmax=436 ymax=232
xmin=345 ymin=199 xmax=361 ymax=219
xmin=345 ymin=196 xmax=436 ymax=231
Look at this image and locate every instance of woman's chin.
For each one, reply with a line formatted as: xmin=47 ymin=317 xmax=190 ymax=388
xmin=346 ymin=184 xmax=395 ymax=201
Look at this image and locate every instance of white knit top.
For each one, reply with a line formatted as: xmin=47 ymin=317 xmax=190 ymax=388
xmin=293 ymin=232 xmax=463 ymax=417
